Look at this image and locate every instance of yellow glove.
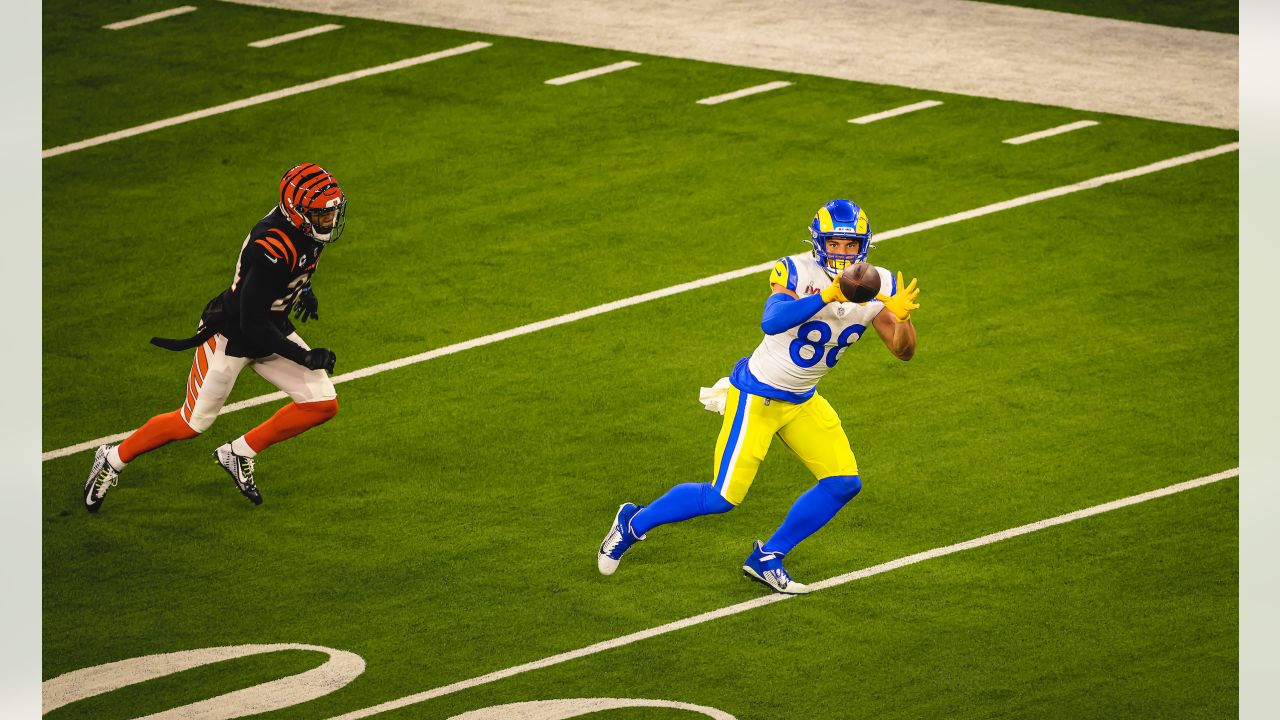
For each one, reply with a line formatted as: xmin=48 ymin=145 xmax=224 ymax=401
xmin=875 ymin=271 xmax=920 ymax=321
xmin=820 ymin=276 xmax=847 ymax=304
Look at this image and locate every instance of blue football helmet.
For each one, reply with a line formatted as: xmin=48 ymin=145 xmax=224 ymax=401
xmin=809 ymin=199 xmax=873 ymax=274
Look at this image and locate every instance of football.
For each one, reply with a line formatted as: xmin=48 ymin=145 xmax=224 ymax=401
xmin=839 ymin=262 xmax=881 ymax=303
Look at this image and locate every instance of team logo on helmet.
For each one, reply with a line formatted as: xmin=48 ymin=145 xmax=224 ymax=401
xmin=279 ymin=164 xmax=347 ymax=244
xmin=808 ymin=199 xmax=872 ymax=274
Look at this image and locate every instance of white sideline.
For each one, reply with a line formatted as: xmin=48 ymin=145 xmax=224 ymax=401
xmin=1004 ymin=120 xmax=1100 ymax=145
xmin=696 ymin=80 xmax=793 ymax=106
xmin=326 ymin=468 xmax=1239 ymax=719
xmin=545 ymin=60 xmax=640 ymax=85
xmin=40 ymin=42 xmax=492 ymax=159
xmin=248 ymin=23 xmax=344 ymax=48
xmin=848 ymin=100 xmax=944 ymax=124
xmin=40 ymin=142 xmax=1239 ymax=462
xmin=103 ymin=6 xmax=197 ymax=30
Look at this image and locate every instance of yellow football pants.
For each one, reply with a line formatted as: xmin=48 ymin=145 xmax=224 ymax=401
xmin=710 ymin=385 xmax=858 ymax=505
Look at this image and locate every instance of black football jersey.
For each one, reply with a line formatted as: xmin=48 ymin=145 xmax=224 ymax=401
xmin=216 ymin=207 xmax=325 ymax=360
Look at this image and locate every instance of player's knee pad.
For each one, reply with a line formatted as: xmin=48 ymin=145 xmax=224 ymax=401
xmin=698 ymin=482 xmax=737 ymax=514
xmin=819 ymin=474 xmax=862 ymax=504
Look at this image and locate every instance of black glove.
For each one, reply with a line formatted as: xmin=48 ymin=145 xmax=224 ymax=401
xmin=293 ymin=284 xmax=319 ymax=323
xmin=302 ymin=348 xmax=337 ymax=373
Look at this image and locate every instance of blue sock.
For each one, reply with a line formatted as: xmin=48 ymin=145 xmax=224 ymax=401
xmin=763 ymin=475 xmax=862 ymax=555
xmin=631 ymin=482 xmax=735 ymax=536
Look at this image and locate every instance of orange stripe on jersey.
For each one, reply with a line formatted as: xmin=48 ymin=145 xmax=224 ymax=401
xmin=255 ymin=238 xmax=284 ymax=258
xmin=274 ymin=235 xmax=297 ymax=268
xmin=261 ymin=235 xmax=289 ymax=258
xmin=272 ymin=239 xmax=297 ymax=268
xmin=272 ymin=229 xmax=299 ymax=268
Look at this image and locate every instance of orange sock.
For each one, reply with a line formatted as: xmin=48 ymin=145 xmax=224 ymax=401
xmin=118 ymin=410 xmax=200 ymax=463
xmin=244 ymin=400 xmax=339 ymax=453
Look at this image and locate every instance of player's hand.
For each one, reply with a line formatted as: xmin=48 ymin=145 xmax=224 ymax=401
xmin=875 ymin=271 xmax=920 ymax=322
xmin=293 ymin=284 xmax=319 ymax=323
xmin=302 ymin=348 xmax=337 ymax=373
xmin=819 ymin=276 xmax=848 ymax=304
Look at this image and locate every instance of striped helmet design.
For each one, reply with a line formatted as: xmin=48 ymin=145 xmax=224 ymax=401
xmin=279 ymin=163 xmax=346 ymax=243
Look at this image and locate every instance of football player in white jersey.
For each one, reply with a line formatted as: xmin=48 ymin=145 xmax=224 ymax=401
xmin=598 ymin=199 xmax=919 ymax=594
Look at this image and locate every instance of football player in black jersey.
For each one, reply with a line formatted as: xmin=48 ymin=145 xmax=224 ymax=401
xmin=83 ymin=164 xmax=347 ymax=511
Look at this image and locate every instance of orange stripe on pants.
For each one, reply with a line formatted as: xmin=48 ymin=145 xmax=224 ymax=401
xmin=181 ymin=341 xmax=213 ymax=422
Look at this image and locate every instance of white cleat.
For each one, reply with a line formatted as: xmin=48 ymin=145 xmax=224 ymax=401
xmin=213 ymin=443 xmax=262 ymax=505
xmin=83 ymin=444 xmax=119 ymax=514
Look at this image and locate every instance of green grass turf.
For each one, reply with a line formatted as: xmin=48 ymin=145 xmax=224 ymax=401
xmin=42 ymin=1 xmax=488 ymax=148
xmin=40 ymin=12 xmax=1238 ymax=448
xmin=42 ymin=1 xmax=1238 ymax=718
xmin=403 ymin=478 xmax=1238 ymax=720
xmin=976 ymin=0 xmax=1238 ymax=33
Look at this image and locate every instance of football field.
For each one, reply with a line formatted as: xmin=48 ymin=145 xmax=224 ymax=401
xmin=42 ymin=1 xmax=1239 ymax=718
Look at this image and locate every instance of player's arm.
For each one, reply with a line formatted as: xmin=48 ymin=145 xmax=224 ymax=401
xmin=872 ymin=308 xmax=915 ymax=361
xmin=760 ymin=284 xmax=828 ymax=334
xmin=238 ymin=264 xmax=333 ymax=370
xmin=759 ymin=260 xmax=846 ymax=335
xmin=872 ymin=271 xmax=919 ymax=361
xmin=293 ymin=282 xmax=319 ymax=323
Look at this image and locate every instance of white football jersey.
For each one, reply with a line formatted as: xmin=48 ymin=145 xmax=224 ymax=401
xmin=743 ymin=252 xmax=893 ymax=399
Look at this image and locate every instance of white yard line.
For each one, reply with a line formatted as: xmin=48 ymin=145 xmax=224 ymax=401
xmin=326 ymin=467 xmax=1239 ymax=719
xmin=877 ymin=141 xmax=1236 ymax=239
xmin=696 ymin=80 xmax=792 ymax=105
xmin=248 ymin=23 xmax=343 ymax=48
xmin=222 ymin=0 xmax=1237 ymax=130
xmin=41 ymin=142 xmax=1239 ymax=462
xmin=103 ymin=5 xmax=197 ymax=30
xmin=1004 ymin=119 xmax=1099 ymax=145
xmin=848 ymin=100 xmax=944 ymax=124
xmin=545 ymin=60 xmax=640 ymax=85
xmin=41 ymin=41 xmax=491 ymax=159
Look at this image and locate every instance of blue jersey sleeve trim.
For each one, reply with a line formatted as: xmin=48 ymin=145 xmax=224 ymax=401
xmin=729 ymin=358 xmax=817 ymax=405
xmin=761 ymin=292 xmax=826 ymax=335
xmin=783 ymin=256 xmax=798 ymax=292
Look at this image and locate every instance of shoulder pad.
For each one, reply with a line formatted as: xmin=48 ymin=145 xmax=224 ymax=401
xmin=768 ymin=257 xmax=799 ymax=291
